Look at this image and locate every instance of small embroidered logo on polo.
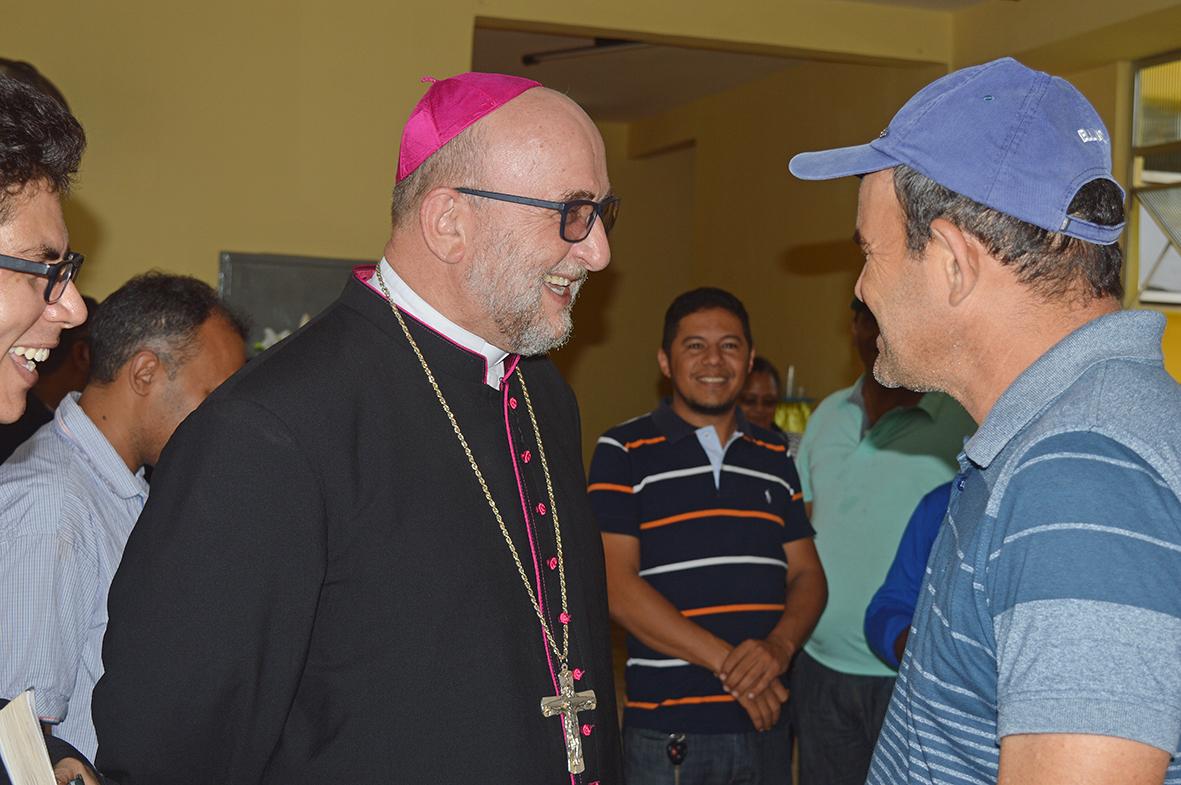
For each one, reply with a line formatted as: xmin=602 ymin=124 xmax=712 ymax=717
xmin=1077 ymin=128 xmax=1106 ymax=144
xmin=765 ymin=489 xmax=772 ymax=504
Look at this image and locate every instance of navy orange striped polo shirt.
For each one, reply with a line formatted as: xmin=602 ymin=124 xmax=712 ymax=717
xmin=588 ymin=402 xmax=814 ymax=733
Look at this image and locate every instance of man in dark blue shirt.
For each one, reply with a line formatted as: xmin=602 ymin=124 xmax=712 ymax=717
xmin=590 ymin=287 xmax=827 ymax=785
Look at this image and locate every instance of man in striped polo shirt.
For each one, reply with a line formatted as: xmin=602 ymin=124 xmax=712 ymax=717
xmin=591 ymin=287 xmax=827 ymax=785
xmin=790 ymin=58 xmax=1181 ymax=785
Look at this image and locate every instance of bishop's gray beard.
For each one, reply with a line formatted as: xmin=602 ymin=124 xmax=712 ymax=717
xmin=465 ymin=248 xmax=586 ymax=357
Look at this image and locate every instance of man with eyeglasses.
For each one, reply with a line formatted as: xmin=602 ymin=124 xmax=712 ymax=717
xmin=0 ymin=76 xmax=88 ymax=424
xmin=94 ymin=72 xmax=622 ymax=784
xmin=0 ymin=73 xmax=98 ymax=785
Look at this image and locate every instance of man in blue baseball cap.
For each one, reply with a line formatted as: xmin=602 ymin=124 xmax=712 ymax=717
xmin=790 ymin=57 xmax=1181 ymax=785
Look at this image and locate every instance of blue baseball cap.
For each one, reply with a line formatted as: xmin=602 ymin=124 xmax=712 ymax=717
xmin=788 ymin=57 xmax=1125 ymax=245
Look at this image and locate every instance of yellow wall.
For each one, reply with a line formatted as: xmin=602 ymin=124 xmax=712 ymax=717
xmin=554 ymin=59 xmax=942 ymax=460
xmin=953 ymin=0 xmax=1181 ymax=72
xmin=1062 ymin=62 xmax=1133 ymax=190
xmin=628 ymin=61 xmax=943 ymax=398
xmin=3 ymin=0 xmax=961 ymax=303
xmin=6 ymin=0 xmax=473 ymax=298
xmin=551 ymin=124 xmax=694 ymax=453
xmin=1164 ymin=314 xmax=1181 ymax=381
xmin=7 ymin=0 xmax=1180 ymax=443
xmin=478 ymin=0 xmax=950 ymax=64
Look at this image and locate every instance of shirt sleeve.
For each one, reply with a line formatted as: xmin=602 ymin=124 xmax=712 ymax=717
xmin=795 ymin=425 xmax=814 ymax=504
xmin=586 ymin=435 xmax=639 ymax=536
xmin=0 ymin=486 xmax=97 ymax=724
xmin=864 ymin=482 xmax=950 ymax=668
xmin=988 ymin=431 xmax=1181 ymax=753
xmin=93 ymin=397 xmax=327 ymax=785
xmin=779 ymin=453 xmax=814 ymax=544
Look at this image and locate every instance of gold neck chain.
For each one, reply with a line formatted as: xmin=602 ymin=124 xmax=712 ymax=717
xmin=374 ymin=266 xmax=571 ymax=667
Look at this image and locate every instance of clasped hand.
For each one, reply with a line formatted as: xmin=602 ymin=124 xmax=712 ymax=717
xmin=717 ymin=638 xmax=794 ymax=731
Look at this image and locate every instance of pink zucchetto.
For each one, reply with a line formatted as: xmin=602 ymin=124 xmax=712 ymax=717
xmin=395 ymin=72 xmax=542 ymax=182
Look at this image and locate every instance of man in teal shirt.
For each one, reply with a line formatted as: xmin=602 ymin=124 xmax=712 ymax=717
xmin=790 ymin=299 xmax=973 ymax=785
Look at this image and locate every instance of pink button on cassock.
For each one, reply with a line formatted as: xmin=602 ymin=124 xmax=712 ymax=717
xmin=521 ymin=449 xmax=532 ymax=463
xmin=536 ymin=502 xmax=547 ymax=515
xmin=547 ymin=556 xmax=558 ymax=570
xmin=559 ymin=612 xmax=571 ymax=624
xmin=573 ymin=668 xmax=585 ymax=681
xmin=509 ymin=397 xmax=518 ymax=410
xmin=581 ymin=723 xmax=593 ymax=737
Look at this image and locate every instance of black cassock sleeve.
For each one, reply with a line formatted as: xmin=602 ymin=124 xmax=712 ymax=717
xmin=93 ymin=396 xmax=326 ymax=785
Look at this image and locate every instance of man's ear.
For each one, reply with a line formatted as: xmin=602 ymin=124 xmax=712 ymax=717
xmin=72 ymin=341 xmax=90 ymax=373
xmin=747 ymin=346 xmax=756 ymax=374
xmin=418 ymin=187 xmax=468 ymax=265
xmin=929 ymin=217 xmax=980 ymax=307
xmin=657 ymin=349 xmax=671 ymax=379
xmin=127 ymin=350 xmax=161 ymax=398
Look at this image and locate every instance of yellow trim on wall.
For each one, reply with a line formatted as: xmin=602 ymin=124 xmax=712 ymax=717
xmin=1163 ymin=312 xmax=1181 ymax=381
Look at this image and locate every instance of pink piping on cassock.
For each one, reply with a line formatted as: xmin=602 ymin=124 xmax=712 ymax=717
xmin=503 ymin=364 xmax=580 ymax=785
xmin=362 ymin=265 xmax=580 ymax=782
xmin=502 ymin=367 xmax=560 ymax=693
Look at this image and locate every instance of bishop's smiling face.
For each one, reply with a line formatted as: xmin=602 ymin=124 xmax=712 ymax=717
xmin=460 ymin=89 xmax=612 ymax=356
xmin=659 ymin=307 xmax=754 ymax=420
xmin=464 ymin=210 xmax=595 ymax=357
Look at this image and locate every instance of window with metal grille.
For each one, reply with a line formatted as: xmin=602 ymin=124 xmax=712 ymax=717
xmin=1132 ymin=52 xmax=1181 ymax=306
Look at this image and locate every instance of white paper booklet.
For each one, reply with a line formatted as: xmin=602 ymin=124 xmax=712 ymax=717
xmin=0 ymin=690 xmax=55 ymax=785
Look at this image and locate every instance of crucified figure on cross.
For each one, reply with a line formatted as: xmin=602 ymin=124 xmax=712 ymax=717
xmin=540 ymin=666 xmax=597 ymax=774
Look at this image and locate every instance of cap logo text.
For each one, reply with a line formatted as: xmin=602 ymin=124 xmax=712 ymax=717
xmin=1077 ymin=128 xmax=1106 ymax=144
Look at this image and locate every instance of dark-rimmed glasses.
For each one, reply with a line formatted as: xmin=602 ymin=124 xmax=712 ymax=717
xmin=455 ymin=188 xmax=620 ymax=243
xmin=0 ymin=251 xmax=84 ymax=304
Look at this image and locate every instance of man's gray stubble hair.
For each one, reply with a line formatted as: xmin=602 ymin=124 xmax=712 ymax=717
xmin=891 ymin=165 xmax=1125 ymax=302
xmin=390 ymin=123 xmax=485 ymax=231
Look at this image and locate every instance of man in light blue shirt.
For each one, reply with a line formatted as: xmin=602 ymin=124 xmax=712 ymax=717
xmin=790 ymin=57 xmax=1181 ymax=785
xmin=791 ymin=300 xmax=973 ymax=785
xmin=0 ymin=272 xmax=246 ymax=759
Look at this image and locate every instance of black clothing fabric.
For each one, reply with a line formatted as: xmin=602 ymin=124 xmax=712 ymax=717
xmin=93 ymin=274 xmax=621 ymax=785
xmin=0 ymin=393 xmax=51 ymax=464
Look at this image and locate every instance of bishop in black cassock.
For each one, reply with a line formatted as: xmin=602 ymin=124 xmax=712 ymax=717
xmin=93 ymin=267 xmax=620 ymax=784
xmin=92 ymin=73 xmax=622 ymax=785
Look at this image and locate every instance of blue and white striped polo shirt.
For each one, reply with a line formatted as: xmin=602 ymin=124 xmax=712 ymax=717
xmin=869 ymin=310 xmax=1181 ymax=785
xmin=0 ymin=392 xmax=149 ymax=760
xmin=589 ymin=403 xmax=814 ymax=733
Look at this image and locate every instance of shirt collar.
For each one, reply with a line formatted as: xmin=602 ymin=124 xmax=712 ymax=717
xmin=651 ymin=399 xmax=748 ymax=443
xmin=56 ymin=392 xmax=150 ymax=501
xmin=846 ymin=374 xmax=942 ymax=429
xmin=374 ymin=258 xmax=510 ymax=389
xmin=964 ymin=310 xmax=1165 ymax=469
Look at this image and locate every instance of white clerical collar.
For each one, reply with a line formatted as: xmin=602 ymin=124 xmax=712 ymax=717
xmin=377 ymin=258 xmax=510 ymax=389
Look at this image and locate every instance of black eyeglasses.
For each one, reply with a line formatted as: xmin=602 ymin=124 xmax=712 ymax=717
xmin=455 ymin=188 xmax=620 ymax=243
xmin=0 ymin=251 xmax=84 ymax=304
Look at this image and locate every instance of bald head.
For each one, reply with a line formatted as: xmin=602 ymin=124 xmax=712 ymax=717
xmin=475 ymin=88 xmax=605 ymax=192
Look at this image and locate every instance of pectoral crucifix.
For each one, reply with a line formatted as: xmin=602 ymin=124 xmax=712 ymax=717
xmin=540 ymin=666 xmax=597 ymax=774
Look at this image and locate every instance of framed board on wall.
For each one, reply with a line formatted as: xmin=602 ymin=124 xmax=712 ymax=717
xmin=218 ymin=251 xmax=364 ymax=355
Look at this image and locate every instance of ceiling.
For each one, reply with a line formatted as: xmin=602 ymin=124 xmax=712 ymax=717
xmin=471 ymin=0 xmax=1006 ymax=122
xmin=471 ymin=29 xmax=803 ymax=122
